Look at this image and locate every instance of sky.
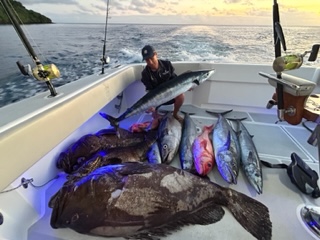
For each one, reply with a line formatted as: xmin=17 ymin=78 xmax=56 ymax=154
xmin=18 ymin=0 xmax=320 ymax=26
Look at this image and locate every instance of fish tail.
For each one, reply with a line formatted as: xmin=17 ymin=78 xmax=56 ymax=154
xmin=206 ymin=109 xmax=233 ymax=116
xmin=203 ymin=124 xmax=214 ymax=132
xmin=99 ymin=112 xmax=119 ymax=128
xmin=226 ymin=189 xmax=272 ymax=240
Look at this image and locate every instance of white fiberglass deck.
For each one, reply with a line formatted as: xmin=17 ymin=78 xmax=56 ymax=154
xmin=27 ymin=104 xmax=320 ymax=240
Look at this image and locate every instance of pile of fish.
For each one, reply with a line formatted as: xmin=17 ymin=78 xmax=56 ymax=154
xmin=51 ymin=69 xmax=268 ymax=238
xmin=56 ymin=128 xmax=157 ymax=174
xmin=49 ymin=162 xmax=272 ymax=240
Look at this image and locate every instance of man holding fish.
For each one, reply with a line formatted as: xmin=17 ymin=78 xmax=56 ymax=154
xmin=141 ymin=45 xmax=184 ymax=122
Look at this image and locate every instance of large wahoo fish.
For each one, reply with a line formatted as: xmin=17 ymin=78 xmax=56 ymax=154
xmin=100 ymin=69 xmax=215 ymax=127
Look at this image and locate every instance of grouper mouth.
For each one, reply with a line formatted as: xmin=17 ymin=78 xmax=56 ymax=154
xmin=49 ymin=190 xmax=68 ymax=229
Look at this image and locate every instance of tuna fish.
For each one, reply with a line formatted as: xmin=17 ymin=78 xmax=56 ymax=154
xmin=100 ymin=69 xmax=215 ymax=128
xmin=192 ymin=124 xmax=215 ymax=176
xmin=179 ymin=113 xmax=198 ymax=171
xmin=230 ymin=118 xmax=263 ymax=194
xmin=49 ymin=162 xmax=272 ymax=240
xmin=56 ymin=128 xmax=149 ymax=173
xmin=207 ymin=110 xmax=241 ymax=184
xmin=158 ymin=112 xmax=182 ymax=164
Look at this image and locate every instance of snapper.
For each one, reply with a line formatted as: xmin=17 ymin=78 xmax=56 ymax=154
xmin=192 ymin=124 xmax=215 ymax=176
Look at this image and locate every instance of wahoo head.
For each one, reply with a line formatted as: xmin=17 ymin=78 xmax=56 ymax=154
xmin=216 ymin=150 xmax=239 ymax=184
xmin=191 ymin=69 xmax=215 ymax=86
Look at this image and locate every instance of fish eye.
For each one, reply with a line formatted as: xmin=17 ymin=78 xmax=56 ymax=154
xmin=163 ymin=144 xmax=168 ymax=150
xmin=71 ymin=213 xmax=79 ymax=223
xmin=207 ymin=162 xmax=212 ymax=168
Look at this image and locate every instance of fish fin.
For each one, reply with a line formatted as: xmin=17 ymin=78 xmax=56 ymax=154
xmin=130 ymin=202 xmax=224 ymax=239
xmin=203 ymin=124 xmax=214 ymax=133
xmin=200 ymin=139 xmax=208 ymax=149
xmin=246 ymin=151 xmax=254 ymax=164
xmin=206 ymin=109 xmax=233 ymax=116
xmin=180 ymin=110 xmax=195 ymax=115
xmin=116 ymin=162 xmax=155 ymax=176
xmin=99 ymin=112 xmax=119 ymax=128
xmin=221 ymin=131 xmax=231 ymax=151
xmin=193 ymin=79 xmax=200 ymax=85
xmin=226 ymin=189 xmax=272 ymax=240
xmin=95 ymin=128 xmax=117 ymax=136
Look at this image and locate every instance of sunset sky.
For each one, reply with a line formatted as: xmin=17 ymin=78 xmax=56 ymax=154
xmin=18 ymin=0 xmax=320 ymax=26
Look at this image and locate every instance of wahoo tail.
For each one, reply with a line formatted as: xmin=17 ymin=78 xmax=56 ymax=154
xmin=99 ymin=112 xmax=119 ymax=128
xmin=226 ymin=189 xmax=272 ymax=240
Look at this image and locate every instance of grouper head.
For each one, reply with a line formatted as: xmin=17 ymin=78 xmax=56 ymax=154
xmin=217 ymin=150 xmax=239 ymax=184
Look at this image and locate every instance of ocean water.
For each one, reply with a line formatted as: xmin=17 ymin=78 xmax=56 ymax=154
xmin=0 ymin=23 xmax=319 ymax=108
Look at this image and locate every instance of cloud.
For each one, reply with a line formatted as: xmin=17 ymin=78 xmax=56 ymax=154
xmin=20 ymin=0 xmax=78 ymax=5
xmin=224 ymin=0 xmax=242 ymax=3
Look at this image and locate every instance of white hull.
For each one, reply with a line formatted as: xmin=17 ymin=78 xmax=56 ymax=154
xmin=1 ymin=62 xmax=320 ymax=240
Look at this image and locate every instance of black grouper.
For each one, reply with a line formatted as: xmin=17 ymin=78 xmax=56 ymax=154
xmin=49 ymin=162 xmax=272 ymax=240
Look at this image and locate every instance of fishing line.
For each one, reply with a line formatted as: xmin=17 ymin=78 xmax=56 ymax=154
xmin=7 ymin=0 xmax=49 ymax=64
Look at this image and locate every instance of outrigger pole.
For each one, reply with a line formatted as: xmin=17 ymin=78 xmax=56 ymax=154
xmin=0 ymin=0 xmax=58 ymax=97
xmin=101 ymin=0 xmax=111 ymax=74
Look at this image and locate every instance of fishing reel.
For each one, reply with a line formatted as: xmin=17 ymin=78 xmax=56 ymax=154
xmin=260 ymin=19 xmax=320 ymax=125
xmin=17 ymin=61 xmax=60 ymax=81
xmin=272 ymin=44 xmax=320 ymax=74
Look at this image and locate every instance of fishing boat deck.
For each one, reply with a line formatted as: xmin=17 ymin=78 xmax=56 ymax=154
xmin=27 ymin=104 xmax=320 ymax=240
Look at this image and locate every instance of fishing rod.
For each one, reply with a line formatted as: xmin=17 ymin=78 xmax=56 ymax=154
xmin=0 ymin=0 xmax=59 ymax=97
xmin=101 ymin=0 xmax=111 ymax=74
xmin=272 ymin=0 xmax=285 ymax=121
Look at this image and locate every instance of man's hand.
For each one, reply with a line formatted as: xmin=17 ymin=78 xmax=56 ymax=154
xmin=145 ymin=107 xmax=156 ymax=113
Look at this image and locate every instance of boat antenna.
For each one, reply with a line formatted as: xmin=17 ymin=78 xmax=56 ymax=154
xmin=0 ymin=0 xmax=59 ymax=97
xmin=101 ymin=0 xmax=111 ymax=74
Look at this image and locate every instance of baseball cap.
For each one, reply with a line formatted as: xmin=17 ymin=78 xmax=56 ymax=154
xmin=141 ymin=45 xmax=156 ymax=60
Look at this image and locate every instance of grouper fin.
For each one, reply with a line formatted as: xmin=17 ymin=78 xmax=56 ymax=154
xmin=227 ymin=189 xmax=272 ymax=240
xmin=130 ymin=202 xmax=225 ymax=239
xmin=115 ymin=162 xmax=155 ymax=176
xmin=99 ymin=112 xmax=119 ymax=128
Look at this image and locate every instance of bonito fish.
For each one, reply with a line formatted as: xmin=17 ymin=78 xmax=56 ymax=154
xmin=179 ymin=112 xmax=198 ymax=171
xmin=207 ymin=110 xmax=240 ymax=184
xmin=158 ymin=112 xmax=182 ymax=164
xmin=192 ymin=124 xmax=215 ymax=176
xmin=49 ymin=162 xmax=272 ymax=240
xmin=231 ymin=118 xmax=263 ymax=194
xmin=100 ymin=69 xmax=215 ymax=127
